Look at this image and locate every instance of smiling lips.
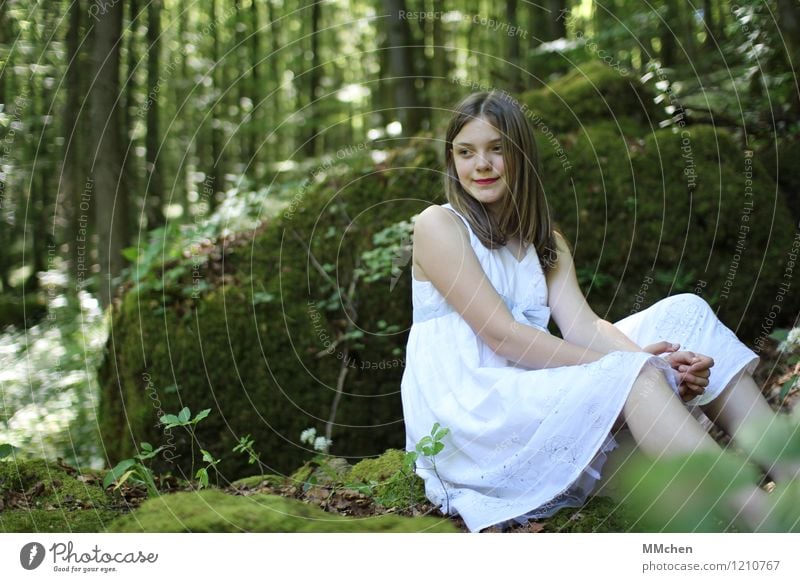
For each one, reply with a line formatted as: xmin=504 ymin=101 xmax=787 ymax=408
xmin=474 ymin=177 xmax=499 ymax=185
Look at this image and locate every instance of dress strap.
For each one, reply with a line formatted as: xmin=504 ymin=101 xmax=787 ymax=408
xmin=441 ymin=203 xmax=478 ymax=243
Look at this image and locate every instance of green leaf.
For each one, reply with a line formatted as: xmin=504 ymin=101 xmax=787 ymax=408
xmin=196 ymin=467 xmax=209 ymax=488
xmin=141 ymin=442 xmax=153 ymax=452
xmin=103 ymin=459 xmax=138 ymax=489
xmin=201 ymin=449 xmax=218 ymax=464
xmin=159 ymin=414 xmax=180 ymax=426
xmin=0 ymin=443 xmax=14 ymax=459
xmin=193 ymin=408 xmax=211 ymax=424
xmin=121 ymin=247 xmax=139 ymax=263
xmin=178 ymin=407 xmax=191 ymax=423
xmin=779 ymin=375 xmax=798 ymax=401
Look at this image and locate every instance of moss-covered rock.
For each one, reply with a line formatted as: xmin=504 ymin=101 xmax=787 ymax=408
xmin=520 ymin=60 xmax=660 ymax=134
xmin=0 ymin=459 xmax=119 ymax=533
xmin=538 ymin=122 xmax=799 ymax=341
xmin=98 ymin=142 xmax=443 ymax=480
xmin=108 ymin=489 xmax=457 ymax=532
xmin=349 ymin=449 xmax=426 ymax=509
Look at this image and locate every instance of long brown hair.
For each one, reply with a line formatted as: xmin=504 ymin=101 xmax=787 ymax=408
xmin=444 ymin=91 xmax=557 ymax=272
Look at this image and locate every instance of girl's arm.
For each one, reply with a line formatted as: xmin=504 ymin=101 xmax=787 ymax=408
xmin=546 ymin=232 xmax=712 ymax=397
xmin=546 ymin=232 xmax=644 ymax=354
xmin=413 ymin=206 xmax=606 ymax=369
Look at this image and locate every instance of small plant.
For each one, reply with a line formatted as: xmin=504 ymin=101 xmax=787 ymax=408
xmin=159 ymin=407 xmax=212 ymax=488
xmin=103 ymin=442 xmax=165 ymax=497
xmin=195 ymin=448 xmax=221 ymax=489
xmin=232 ymin=434 xmax=260 ymax=465
xmin=404 ymin=422 xmax=451 ymax=514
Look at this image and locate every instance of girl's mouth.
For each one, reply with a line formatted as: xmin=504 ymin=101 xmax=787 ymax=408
xmin=474 ymin=177 xmax=499 ymax=185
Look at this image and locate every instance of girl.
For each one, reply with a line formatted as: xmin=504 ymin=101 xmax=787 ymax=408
xmin=400 ymin=90 xmax=795 ymax=533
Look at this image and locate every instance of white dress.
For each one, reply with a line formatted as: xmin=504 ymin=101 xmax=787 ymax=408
xmin=400 ymin=203 xmax=759 ymax=532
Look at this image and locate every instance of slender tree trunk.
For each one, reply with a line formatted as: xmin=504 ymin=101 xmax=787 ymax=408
xmin=777 ymin=0 xmax=800 ymax=118
xmin=304 ymin=1 xmax=321 ymax=157
xmin=208 ymin=0 xmax=224 ymax=209
xmin=431 ymin=0 xmax=447 ymax=80
xmin=703 ymin=0 xmax=717 ymax=48
xmin=548 ymin=0 xmax=566 ymax=40
xmin=382 ymin=0 xmax=422 ymax=135
xmin=123 ymin=0 xmax=140 ymax=214
xmin=267 ymin=0 xmax=280 ymax=160
xmin=91 ymin=0 xmax=130 ymax=307
xmin=249 ymin=0 xmax=261 ymax=176
xmin=0 ymin=0 xmax=13 ymax=292
xmin=506 ymin=0 xmax=520 ymax=91
xmin=660 ymin=0 xmax=678 ymax=67
xmin=64 ymin=0 xmax=86 ymax=287
xmin=145 ymin=0 xmax=164 ymax=228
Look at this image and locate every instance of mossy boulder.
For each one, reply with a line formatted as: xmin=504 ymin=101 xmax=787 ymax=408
xmin=0 ymin=459 xmax=119 ymax=532
xmin=98 ymin=142 xmax=443 ymax=480
xmin=108 ymin=489 xmax=457 ymax=532
xmin=520 ymin=60 xmax=660 ymax=134
xmin=349 ymin=448 xmax=426 ymax=509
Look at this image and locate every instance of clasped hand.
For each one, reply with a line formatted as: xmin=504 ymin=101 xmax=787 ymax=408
xmin=642 ymin=341 xmax=714 ymax=402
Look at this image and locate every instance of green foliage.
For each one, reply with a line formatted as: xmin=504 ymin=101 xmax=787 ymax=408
xmin=616 ymin=413 xmax=800 ymax=532
xmin=232 ymin=434 xmax=260 ymax=465
xmin=405 ymin=423 xmax=451 ymax=513
xmin=0 ymin=443 xmax=14 ymax=459
xmin=102 ymin=442 xmax=165 ymax=497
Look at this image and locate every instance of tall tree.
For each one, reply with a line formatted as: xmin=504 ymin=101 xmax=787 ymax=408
xmin=382 ymin=0 xmax=423 ymax=135
xmin=63 ymin=0 xmax=86 ymax=286
xmin=145 ymin=0 xmax=164 ymax=228
xmin=304 ymin=0 xmax=321 ymax=157
xmin=0 ymin=0 xmax=13 ymax=292
xmin=91 ymin=0 xmax=130 ymax=307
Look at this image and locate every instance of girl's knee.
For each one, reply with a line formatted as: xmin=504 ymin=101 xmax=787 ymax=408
xmin=659 ymin=292 xmax=711 ymax=314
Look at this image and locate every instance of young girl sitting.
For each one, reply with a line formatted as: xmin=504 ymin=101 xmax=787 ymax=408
xmin=400 ymin=90 xmax=796 ymax=533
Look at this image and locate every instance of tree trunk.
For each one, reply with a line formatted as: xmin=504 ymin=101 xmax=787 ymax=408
xmin=0 ymin=0 xmax=13 ymax=292
xmin=145 ymin=0 xmax=164 ymax=229
xmin=249 ymin=0 xmax=261 ymax=176
xmin=91 ymin=0 xmax=130 ymax=307
xmin=381 ymin=0 xmax=422 ymax=135
xmin=548 ymin=0 xmax=567 ymax=40
xmin=660 ymin=0 xmax=678 ymax=67
xmin=777 ymin=0 xmax=800 ymax=118
xmin=304 ymin=0 xmax=321 ymax=157
xmin=64 ymin=0 xmax=86 ymax=287
xmin=506 ymin=0 xmax=521 ymax=91
xmin=123 ymin=0 xmax=140 ymax=214
xmin=208 ymin=0 xmax=224 ymax=210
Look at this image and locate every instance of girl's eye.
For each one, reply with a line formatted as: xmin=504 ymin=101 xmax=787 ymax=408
xmin=493 ymin=146 xmax=502 ymax=152
xmin=458 ymin=150 xmax=470 ymax=156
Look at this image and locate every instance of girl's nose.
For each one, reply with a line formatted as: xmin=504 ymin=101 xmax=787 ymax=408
xmin=476 ymin=155 xmax=491 ymax=170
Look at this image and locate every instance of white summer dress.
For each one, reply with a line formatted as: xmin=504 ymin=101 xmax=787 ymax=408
xmin=400 ymin=203 xmax=759 ymax=533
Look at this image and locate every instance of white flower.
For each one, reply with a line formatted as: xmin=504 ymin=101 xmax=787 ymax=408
xmin=313 ymin=436 xmax=332 ymax=452
xmin=300 ymin=427 xmax=316 ymax=445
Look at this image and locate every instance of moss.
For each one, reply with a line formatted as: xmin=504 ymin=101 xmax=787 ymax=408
xmin=108 ymin=489 xmax=457 ymax=532
xmin=540 ymin=496 xmax=638 ymax=533
xmin=0 ymin=509 xmax=121 ymax=533
xmin=349 ymin=449 xmax=426 ymax=509
xmin=0 ymin=459 xmax=110 ymax=511
xmin=230 ymin=474 xmax=287 ymax=489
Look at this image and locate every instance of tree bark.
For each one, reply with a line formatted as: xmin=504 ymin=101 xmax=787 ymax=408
xmin=91 ymin=0 xmax=130 ymax=307
xmin=145 ymin=0 xmax=164 ymax=228
xmin=304 ymin=0 xmax=321 ymax=157
xmin=381 ymin=0 xmax=422 ymax=135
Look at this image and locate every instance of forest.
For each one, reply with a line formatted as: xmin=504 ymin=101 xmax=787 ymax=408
xmin=2 ymin=0 xmax=800 ymax=534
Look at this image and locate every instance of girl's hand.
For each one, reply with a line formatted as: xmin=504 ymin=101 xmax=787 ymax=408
xmin=663 ymin=351 xmax=714 ymax=402
xmin=642 ymin=341 xmax=680 ymax=356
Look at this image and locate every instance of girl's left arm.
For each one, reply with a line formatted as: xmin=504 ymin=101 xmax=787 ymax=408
xmin=546 ymin=233 xmax=643 ymax=354
xmin=546 ymin=233 xmax=712 ymax=399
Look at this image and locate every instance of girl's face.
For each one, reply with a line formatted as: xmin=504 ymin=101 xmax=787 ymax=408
xmin=452 ymin=116 xmax=508 ymax=213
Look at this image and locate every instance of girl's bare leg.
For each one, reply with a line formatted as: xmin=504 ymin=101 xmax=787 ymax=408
xmin=701 ymin=371 xmax=800 ymax=483
xmin=620 ymin=365 xmax=774 ymax=530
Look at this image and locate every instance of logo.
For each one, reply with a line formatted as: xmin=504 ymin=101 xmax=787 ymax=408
xmin=20 ymin=542 xmax=46 ymax=570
